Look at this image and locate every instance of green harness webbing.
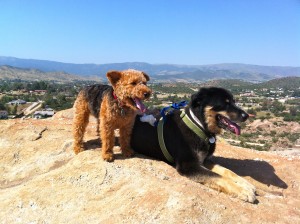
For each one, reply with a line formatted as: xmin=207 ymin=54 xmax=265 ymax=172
xmin=157 ymin=117 xmax=175 ymax=163
xmin=180 ymin=110 xmax=210 ymax=148
xmin=157 ymin=110 xmax=210 ymax=164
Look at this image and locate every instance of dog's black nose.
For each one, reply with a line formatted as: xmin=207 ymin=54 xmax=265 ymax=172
xmin=241 ymin=112 xmax=249 ymax=121
xmin=144 ymin=92 xmax=150 ymax=98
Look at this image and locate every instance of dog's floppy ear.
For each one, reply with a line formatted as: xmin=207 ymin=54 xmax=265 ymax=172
xmin=142 ymin=72 xmax=150 ymax=81
xmin=107 ymin=70 xmax=122 ymax=86
xmin=191 ymin=88 xmax=208 ymax=107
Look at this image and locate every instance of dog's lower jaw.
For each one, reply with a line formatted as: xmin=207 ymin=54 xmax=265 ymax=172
xmin=206 ymin=116 xmax=222 ymax=134
xmin=204 ymin=107 xmax=222 ymax=134
xmin=207 ymin=122 xmax=222 ymax=134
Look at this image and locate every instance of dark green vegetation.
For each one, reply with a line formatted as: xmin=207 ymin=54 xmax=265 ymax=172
xmin=1 ymin=77 xmax=299 ymax=152
xmin=201 ymin=77 xmax=300 ymax=94
xmin=146 ymin=78 xmax=300 ymax=151
xmin=0 ymin=80 xmax=97 ymax=113
xmin=146 ymin=77 xmax=300 ymax=120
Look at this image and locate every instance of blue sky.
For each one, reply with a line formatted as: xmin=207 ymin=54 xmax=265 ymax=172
xmin=0 ymin=0 xmax=299 ymax=66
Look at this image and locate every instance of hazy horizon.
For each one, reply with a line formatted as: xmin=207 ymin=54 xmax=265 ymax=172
xmin=1 ymin=1 xmax=299 ymax=67
xmin=2 ymin=56 xmax=300 ymax=68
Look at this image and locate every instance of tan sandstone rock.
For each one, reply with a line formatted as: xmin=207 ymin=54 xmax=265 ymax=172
xmin=0 ymin=110 xmax=299 ymax=223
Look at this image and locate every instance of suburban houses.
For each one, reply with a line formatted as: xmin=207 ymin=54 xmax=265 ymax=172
xmin=0 ymin=110 xmax=8 ymax=119
xmin=33 ymin=108 xmax=55 ymax=119
xmin=7 ymin=99 xmax=27 ymax=105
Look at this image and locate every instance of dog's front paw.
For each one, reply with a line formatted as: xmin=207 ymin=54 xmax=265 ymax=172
xmin=237 ymin=186 xmax=256 ymax=203
xmin=215 ymin=177 xmax=256 ymax=203
xmin=234 ymin=177 xmax=256 ymax=203
xmin=102 ymin=152 xmax=115 ymax=162
xmin=121 ymin=148 xmax=135 ymax=158
xmin=73 ymin=144 xmax=84 ymax=155
xmin=234 ymin=180 xmax=256 ymax=203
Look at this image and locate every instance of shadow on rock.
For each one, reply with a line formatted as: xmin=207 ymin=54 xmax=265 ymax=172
xmin=211 ymin=156 xmax=288 ymax=189
xmin=83 ymin=138 xmax=288 ymax=189
xmin=83 ymin=137 xmax=120 ymax=151
xmin=83 ymin=137 xmax=132 ymax=161
xmin=84 ymin=138 xmax=101 ymax=150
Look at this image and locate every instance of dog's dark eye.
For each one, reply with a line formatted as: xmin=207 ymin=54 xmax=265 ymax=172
xmin=131 ymin=82 xmax=137 ymax=86
xmin=225 ymin=99 xmax=230 ymax=104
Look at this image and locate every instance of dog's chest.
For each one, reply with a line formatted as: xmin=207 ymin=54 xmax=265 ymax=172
xmin=195 ymin=150 xmax=209 ymax=163
xmin=186 ymin=135 xmax=211 ymax=162
xmin=191 ymin=139 xmax=215 ymax=163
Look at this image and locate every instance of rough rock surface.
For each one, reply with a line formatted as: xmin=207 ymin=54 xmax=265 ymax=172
xmin=0 ymin=108 xmax=299 ymax=223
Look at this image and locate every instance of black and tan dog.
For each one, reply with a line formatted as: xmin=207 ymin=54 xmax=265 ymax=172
xmin=73 ymin=69 xmax=151 ymax=162
xmin=131 ymin=87 xmax=256 ymax=203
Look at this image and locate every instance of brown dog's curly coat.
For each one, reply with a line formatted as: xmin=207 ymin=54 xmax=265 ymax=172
xmin=73 ymin=69 xmax=151 ymax=161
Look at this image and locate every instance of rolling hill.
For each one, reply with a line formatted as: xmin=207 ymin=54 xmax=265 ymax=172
xmin=256 ymin=76 xmax=300 ymax=89
xmin=1 ymin=56 xmax=299 ymax=82
xmin=199 ymin=77 xmax=300 ymax=91
xmin=0 ymin=65 xmax=100 ymax=82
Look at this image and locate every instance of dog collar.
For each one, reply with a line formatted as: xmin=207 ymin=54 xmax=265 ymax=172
xmin=112 ymin=91 xmax=125 ymax=116
xmin=189 ymin=108 xmax=204 ymax=129
xmin=112 ymin=91 xmax=118 ymax=100
xmin=180 ymin=110 xmax=215 ymax=146
xmin=188 ymin=109 xmax=215 ymax=143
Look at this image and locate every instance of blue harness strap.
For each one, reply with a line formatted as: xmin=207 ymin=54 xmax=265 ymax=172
xmin=156 ymin=100 xmax=214 ymax=163
xmin=160 ymin=101 xmax=188 ymax=122
xmin=156 ymin=101 xmax=188 ymax=163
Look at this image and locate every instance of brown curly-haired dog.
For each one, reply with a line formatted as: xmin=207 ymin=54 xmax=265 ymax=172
xmin=73 ymin=69 xmax=151 ymax=162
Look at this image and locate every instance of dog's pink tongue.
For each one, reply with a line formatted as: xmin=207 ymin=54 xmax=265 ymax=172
xmin=134 ymin=98 xmax=146 ymax=113
xmin=230 ymin=123 xmax=241 ymax=135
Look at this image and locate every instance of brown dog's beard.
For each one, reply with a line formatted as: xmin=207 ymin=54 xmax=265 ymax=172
xmin=108 ymin=69 xmax=151 ymax=113
xmin=204 ymin=106 xmax=223 ymax=134
xmin=114 ymin=85 xmax=149 ymax=113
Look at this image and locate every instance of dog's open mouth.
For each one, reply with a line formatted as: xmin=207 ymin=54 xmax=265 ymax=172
xmin=133 ymin=98 xmax=146 ymax=113
xmin=217 ymin=114 xmax=241 ymax=135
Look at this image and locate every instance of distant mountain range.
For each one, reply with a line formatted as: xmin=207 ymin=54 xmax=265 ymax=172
xmin=0 ymin=56 xmax=299 ymax=82
xmin=0 ymin=65 xmax=100 ymax=82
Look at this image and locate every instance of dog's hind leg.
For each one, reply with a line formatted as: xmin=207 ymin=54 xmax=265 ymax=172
xmin=96 ymin=118 xmax=100 ymax=136
xmin=73 ymin=92 xmax=90 ymax=154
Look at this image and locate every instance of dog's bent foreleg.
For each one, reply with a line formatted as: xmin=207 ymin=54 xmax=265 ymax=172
xmin=181 ymin=163 xmax=256 ymax=203
xmin=205 ymin=160 xmax=256 ymax=203
xmin=119 ymin=120 xmax=135 ymax=158
xmin=204 ymin=160 xmax=256 ymax=193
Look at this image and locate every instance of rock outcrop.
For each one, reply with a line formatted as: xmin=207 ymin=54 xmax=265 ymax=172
xmin=0 ymin=109 xmax=299 ymax=223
